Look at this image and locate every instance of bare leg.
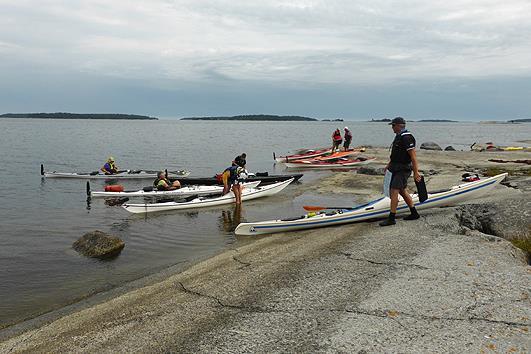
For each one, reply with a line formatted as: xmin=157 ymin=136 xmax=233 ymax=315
xmin=399 ymin=188 xmax=414 ymax=208
xmin=400 ymin=188 xmax=420 ymax=220
xmin=237 ymin=185 xmax=242 ymax=204
xmin=380 ymin=188 xmax=399 ymax=226
xmin=172 ymin=180 xmax=181 ymax=189
xmin=389 ymin=188 xmax=400 ymax=213
xmin=232 ymin=185 xmax=241 ymax=204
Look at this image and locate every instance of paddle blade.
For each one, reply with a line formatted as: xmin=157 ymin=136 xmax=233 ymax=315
xmin=302 ymin=205 xmax=326 ymax=211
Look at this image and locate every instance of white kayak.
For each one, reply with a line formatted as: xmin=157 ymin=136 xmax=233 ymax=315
xmin=41 ymin=164 xmax=190 ymax=179
xmin=89 ymin=181 xmax=261 ymax=198
xmin=284 ymin=157 xmax=376 ymax=169
xmin=122 ymin=178 xmax=294 ymax=213
xmin=234 ymin=173 xmax=507 ymax=235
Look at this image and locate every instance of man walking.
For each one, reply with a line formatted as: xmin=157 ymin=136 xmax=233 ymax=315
xmin=380 ymin=117 xmax=422 ymax=226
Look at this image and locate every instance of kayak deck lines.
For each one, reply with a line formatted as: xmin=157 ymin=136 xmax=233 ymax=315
xmin=88 ymin=181 xmax=261 ymax=198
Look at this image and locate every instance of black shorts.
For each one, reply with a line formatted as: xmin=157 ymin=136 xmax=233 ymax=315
xmin=390 ymin=170 xmax=411 ymax=190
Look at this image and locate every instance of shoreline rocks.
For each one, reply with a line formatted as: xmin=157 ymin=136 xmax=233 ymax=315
xmin=73 ymin=230 xmax=125 ymax=259
xmin=420 ymin=142 xmax=442 ymax=150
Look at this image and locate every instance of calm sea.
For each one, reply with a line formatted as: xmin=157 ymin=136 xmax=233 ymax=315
xmin=0 ymin=118 xmax=529 ymax=328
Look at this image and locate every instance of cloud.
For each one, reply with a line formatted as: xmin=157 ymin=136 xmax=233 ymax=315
xmin=1 ymin=0 xmax=530 ymax=118
xmin=2 ymin=0 xmax=531 ymax=83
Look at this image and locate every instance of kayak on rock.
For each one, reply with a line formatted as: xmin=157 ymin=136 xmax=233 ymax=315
xmin=274 ymin=147 xmax=365 ymax=163
xmin=284 ymin=156 xmax=376 ymax=169
xmin=234 ymin=173 xmax=508 ymax=235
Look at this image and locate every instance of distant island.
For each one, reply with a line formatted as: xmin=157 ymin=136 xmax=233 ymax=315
xmin=321 ymin=118 xmax=344 ymax=122
xmin=0 ymin=113 xmax=158 ymax=120
xmin=181 ymin=114 xmax=317 ymax=121
xmin=507 ymin=118 xmax=531 ymax=123
xmin=369 ymin=118 xmax=458 ymax=122
xmin=417 ymin=119 xmax=458 ymax=122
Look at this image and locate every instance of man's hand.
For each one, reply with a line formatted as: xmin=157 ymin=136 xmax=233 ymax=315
xmin=414 ymin=171 xmax=422 ymax=182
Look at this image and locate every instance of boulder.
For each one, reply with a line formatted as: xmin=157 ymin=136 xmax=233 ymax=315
xmin=444 ymin=146 xmax=456 ymax=151
xmin=420 ymin=142 xmax=442 ymax=151
xmin=356 ymin=166 xmax=386 ymax=176
xmin=457 ymin=198 xmax=531 ymax=240
xmin=73 ymin=230 xmax=125 ymax=259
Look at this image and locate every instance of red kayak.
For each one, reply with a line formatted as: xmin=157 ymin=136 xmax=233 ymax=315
xmin=274 ymin=147 xmax=332 ymax=163
xmin=285 ymin=156 xmax=376 ymax=169
xmin=275 ymin=147 xmax=366 ymax=163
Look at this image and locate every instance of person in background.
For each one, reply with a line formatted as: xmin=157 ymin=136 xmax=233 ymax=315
xmin=331 ymin=129 xmax=342 ymax=153
xmin=343 ymin=127 xmax=352 ymax=151
xmin=101 ymin=157 xmax=119 ymax=175
xmin=153 ymin=171 xmax=181 ymax=191
xmin=233 ymin=153 xmax=247 ymax=168
xmin=379 ymin=117 xmax=421 ymax=226
xmin=221 ymin=165 xmax=247 ymax=204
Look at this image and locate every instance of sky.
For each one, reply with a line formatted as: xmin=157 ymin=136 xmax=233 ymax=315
xmin=1 ymin=0 xmax=530 ymax=120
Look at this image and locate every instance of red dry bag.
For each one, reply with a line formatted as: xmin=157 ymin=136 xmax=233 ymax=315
xmin=104 ymin=184 xmax=124 ymax=192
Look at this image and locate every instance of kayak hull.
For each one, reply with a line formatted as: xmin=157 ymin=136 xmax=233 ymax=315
xmin=41 ymin=163 xmax=190 ymax=179
xmin=43 ymin=171 xmax=190 ymax=179
xmin=122 ymin=178 xmax=294 ymax=213
xmin=285 ymin=157 xmax=376 ymax=169
xmin=90 ymin=181 xmax=261 ymax=198
xmin=234 ymin=173 xmax=507 ymax=235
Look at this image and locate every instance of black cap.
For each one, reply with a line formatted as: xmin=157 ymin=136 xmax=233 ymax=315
xmin=388 ymin=117 xmax=406 ymax=125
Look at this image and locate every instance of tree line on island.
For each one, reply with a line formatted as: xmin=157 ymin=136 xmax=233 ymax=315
xmin=181 ymin=114 xmax=319 ymax=121
xmin=2 ymin=112 xmax=529 ymax=123
xmin=0 ymin=113 xmax=157 ymax=120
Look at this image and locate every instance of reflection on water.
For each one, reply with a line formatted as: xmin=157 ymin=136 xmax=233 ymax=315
xmin=184 ymin=211 xmax=199 ymax=219
xmin=219 ymin=205 xmax=245 ymax=233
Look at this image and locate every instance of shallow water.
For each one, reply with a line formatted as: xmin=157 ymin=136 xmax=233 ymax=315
xmin=0 ymin=118 xmax=529 ymax=327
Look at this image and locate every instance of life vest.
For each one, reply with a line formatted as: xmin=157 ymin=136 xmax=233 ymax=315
xmin=332 ymin=131 xmax=342 ymax=141
xmin=153 ymin=177 xmax=170 ymax=190
xmin=102 ymin=161 xmax=116 ymax=173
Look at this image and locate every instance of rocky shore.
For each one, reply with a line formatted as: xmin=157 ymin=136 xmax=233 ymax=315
xmin=1 ymin=148 xmax=530 ymax=353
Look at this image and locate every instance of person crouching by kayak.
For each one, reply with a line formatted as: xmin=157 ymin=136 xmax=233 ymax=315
xmin=380 ymin=117 xmax=421 ymax=226
xmin=153 ymin=171 xmax=181 ymax=191
xmin=232 ymin=153 xmax=247 ymax=168
xmin=331 ymin=129 xmax=342 ymax=153
xmin=343 ymin=127 xmax=352 ymax=151
xmin=222 ymin=166 xmax=247 ymax=204
xmin=101 ymin=156 xmax=119 ymax=175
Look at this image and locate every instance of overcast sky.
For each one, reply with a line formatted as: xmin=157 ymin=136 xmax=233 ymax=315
xmin=1 ymin=0 xmax=530 ymax=120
